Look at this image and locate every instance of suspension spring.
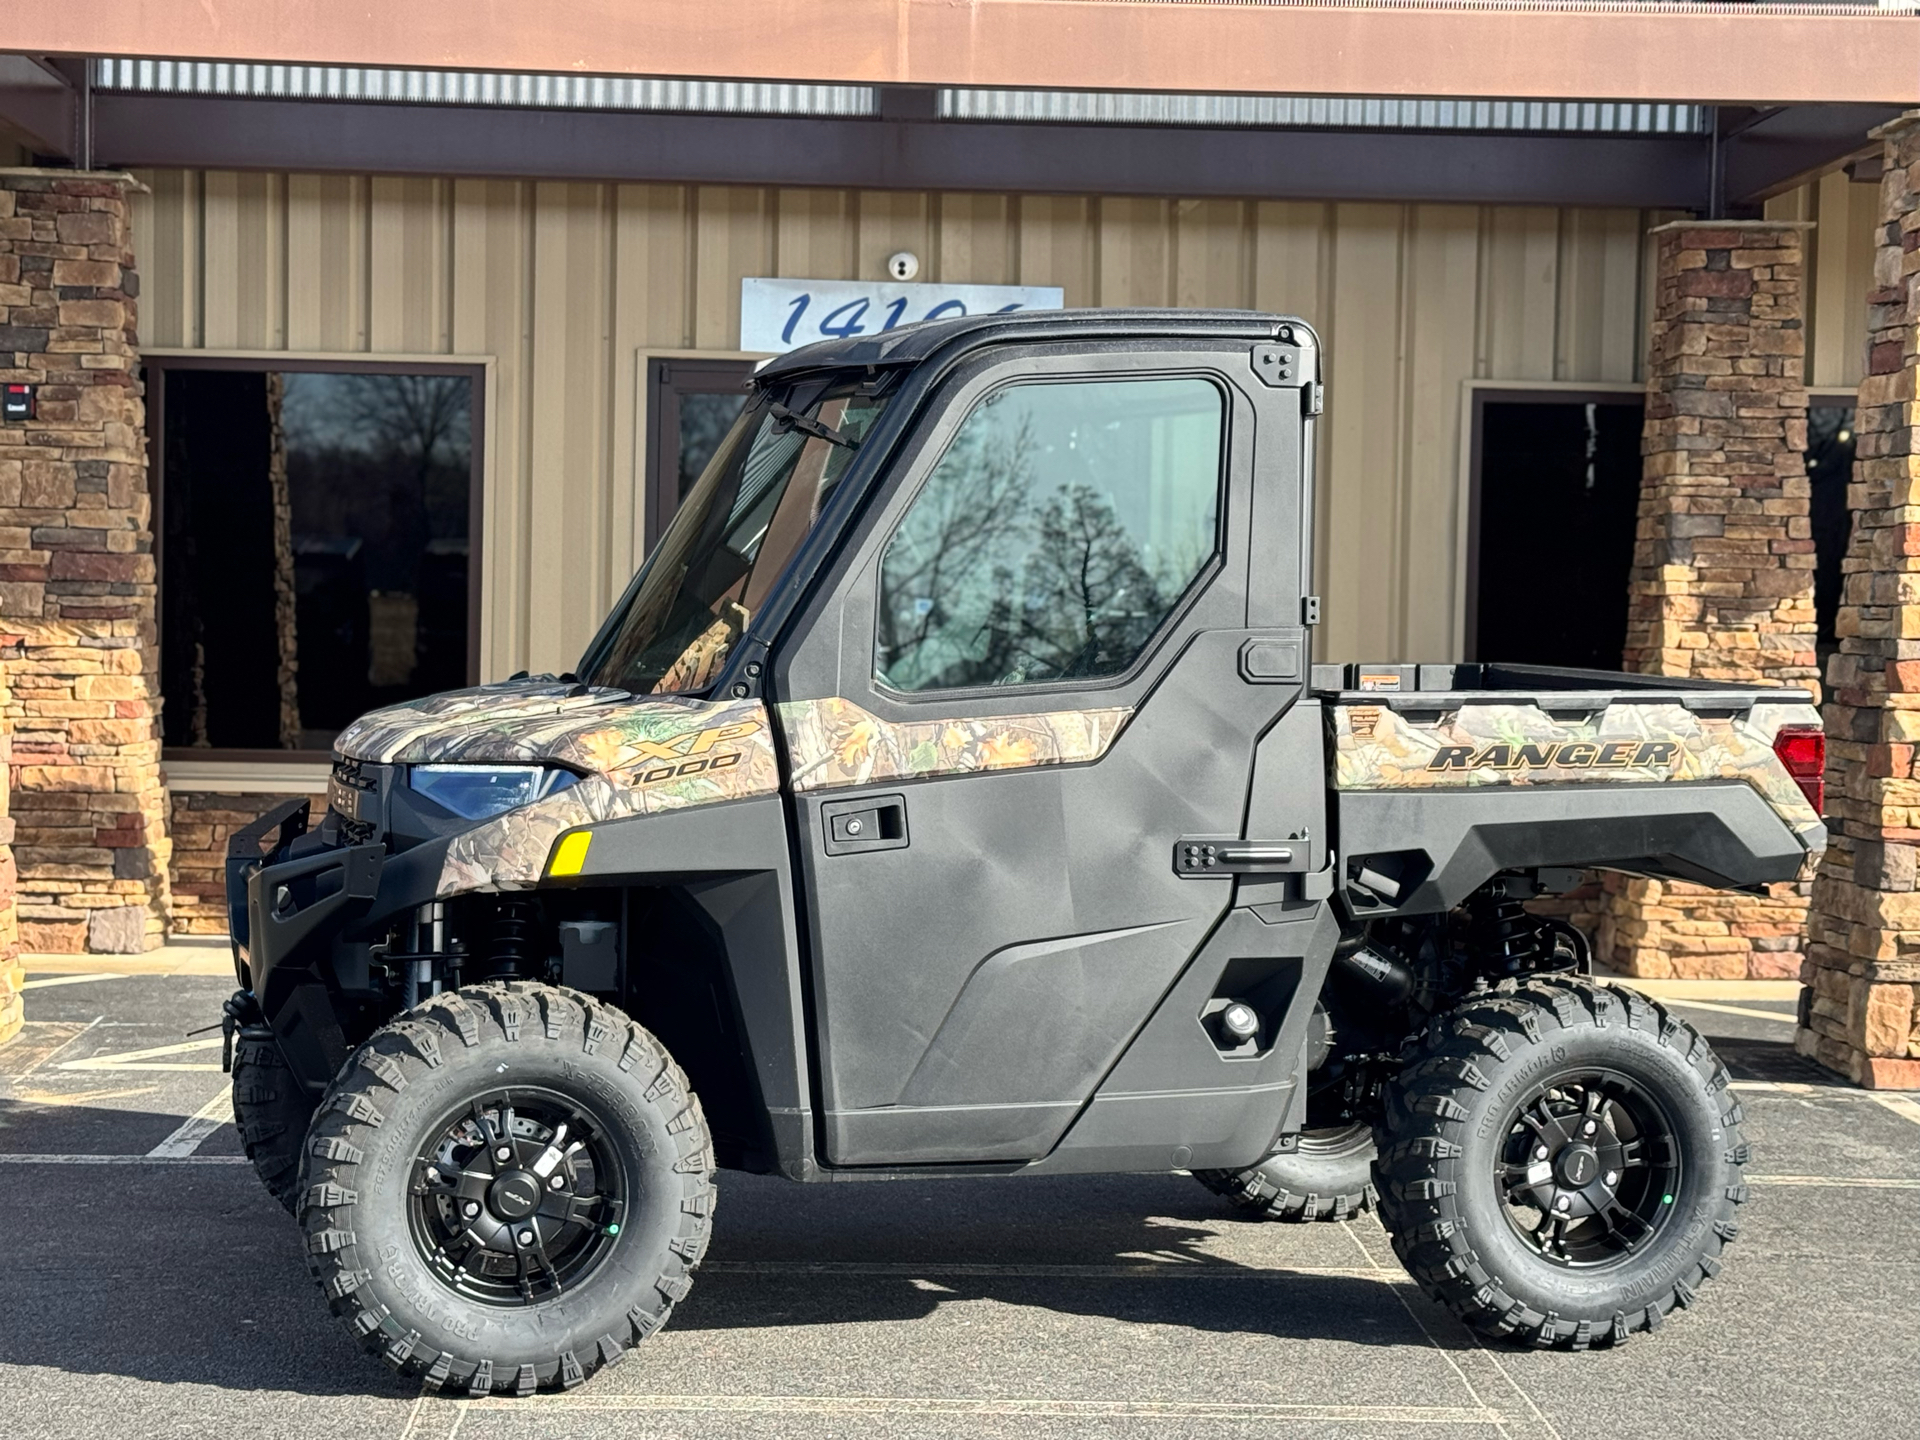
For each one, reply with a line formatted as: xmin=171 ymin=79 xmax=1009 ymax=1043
xmin=490 ymin=897 xmax=540 ymax=977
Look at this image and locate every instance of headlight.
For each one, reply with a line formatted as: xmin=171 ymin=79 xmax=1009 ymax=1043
xmin=407 ymin=765 xmax=580 ymax=820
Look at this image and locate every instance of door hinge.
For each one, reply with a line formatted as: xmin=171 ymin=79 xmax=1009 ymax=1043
xmin=1302 ymin=595 xmax=1321 ymax=626
xmin=1307 ymin=381 xmax=1324 ymax=415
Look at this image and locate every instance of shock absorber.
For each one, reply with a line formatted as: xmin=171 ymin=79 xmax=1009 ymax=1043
xmin=401 ymin=902 xmax=445 ymax=1008
xmin=489 ymin=897 xmax=539 ymax=978
xmin=1466 ymin=878 xmax=1551 ymax=978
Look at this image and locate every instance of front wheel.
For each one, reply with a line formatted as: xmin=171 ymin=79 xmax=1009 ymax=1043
xmin=299 ymin=981 xmax=714 ymax=1393
xmin=1375 ymin=976 xmax=1747 ymax=1350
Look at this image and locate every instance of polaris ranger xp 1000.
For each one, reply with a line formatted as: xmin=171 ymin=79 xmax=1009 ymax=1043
xmin=224 ymin=310 xmax=1825 ymax=1392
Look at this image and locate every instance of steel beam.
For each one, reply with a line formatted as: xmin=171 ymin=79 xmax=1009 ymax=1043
xmin=0 ymin=53 xmax=75 ymax=159
xmin=1723 ymin=103 xmax=1906 ymax=202
xmin=10 ymin=0 xmax=1920 ymax=107
xmin=91 ymin=94 xmax=1717 ymax=210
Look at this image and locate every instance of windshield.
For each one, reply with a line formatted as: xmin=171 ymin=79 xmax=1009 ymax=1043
xmin=580 ymin=381 xmax=890 ymax=694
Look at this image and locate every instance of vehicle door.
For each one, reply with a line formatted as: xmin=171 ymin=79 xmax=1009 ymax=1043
xmin=772 ymin=341 xmax=1308 ymax=1166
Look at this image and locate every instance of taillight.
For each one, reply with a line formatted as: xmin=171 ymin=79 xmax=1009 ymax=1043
xmin=1772 ymin=725 xmax=1825 ymax=814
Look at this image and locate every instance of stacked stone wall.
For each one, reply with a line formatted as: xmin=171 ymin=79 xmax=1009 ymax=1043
xmin=0 ymin=170 xmax=169 ymax=954
xmin=1801 ymin=116 xmax=1920 ymax=1089
xmin=0 ymin=661 xmax=17 ymax=1044
xmin=1596 ymin=220 xmax=1821 ymax=980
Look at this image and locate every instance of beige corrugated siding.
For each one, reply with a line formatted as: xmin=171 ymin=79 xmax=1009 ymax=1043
xmin=129 ymin=172 xmax=1875 ymax=670
xmin=1767 ymin=176 xmax=1882 ymax=393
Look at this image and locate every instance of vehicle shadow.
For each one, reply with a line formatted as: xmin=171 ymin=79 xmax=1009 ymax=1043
xmin=670 ymin=1170 xmax=1430 ymax=1348
xmin=0 ymin=1104 xmax=1437 ymax=1395
xmin=1712 ymin=1033 xmax=1848 ymax=1086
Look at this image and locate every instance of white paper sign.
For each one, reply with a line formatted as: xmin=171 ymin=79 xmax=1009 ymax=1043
xmin=740 ymin=277 xmax=1065 ymax=354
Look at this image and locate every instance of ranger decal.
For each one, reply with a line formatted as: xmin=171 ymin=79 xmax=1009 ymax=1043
xmin=1333 ymin=699 xmax=1824 ymax=844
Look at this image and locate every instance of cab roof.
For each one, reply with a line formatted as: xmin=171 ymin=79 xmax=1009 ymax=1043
xmin=753 ymin=306 xmax=1308 ymax=384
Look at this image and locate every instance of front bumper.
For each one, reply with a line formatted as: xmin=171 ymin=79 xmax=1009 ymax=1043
xmin=226 ymin=798 xmax=385 ymax=993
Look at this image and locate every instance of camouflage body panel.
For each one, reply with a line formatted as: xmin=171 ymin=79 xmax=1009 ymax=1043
xmin=334 ymin=682 xmax=779 ymax=894
xmin=777 ymin=696 xmax=1132 ymax=793
xmin=1332 ymin=699 xmax=1825 ymax=847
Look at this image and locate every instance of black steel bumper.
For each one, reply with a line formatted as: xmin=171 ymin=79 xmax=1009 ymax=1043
xmin=226 ymin=800 xmax=376 ymax=987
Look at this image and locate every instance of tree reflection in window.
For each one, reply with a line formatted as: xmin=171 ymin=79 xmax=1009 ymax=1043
xmin=877 ymin=377 xmax=1222 ymax=693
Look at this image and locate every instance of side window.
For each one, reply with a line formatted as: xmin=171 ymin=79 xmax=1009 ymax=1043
xmin=876 ymin=375 xmax=1223 ymax=694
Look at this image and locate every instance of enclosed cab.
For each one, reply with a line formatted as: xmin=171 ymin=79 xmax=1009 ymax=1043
xmin=221 ymin=310 xmax=1822 ymax=1392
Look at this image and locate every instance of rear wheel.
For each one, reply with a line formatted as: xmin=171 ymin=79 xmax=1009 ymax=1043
xmin=1194 ymin=1122 xmax=1378 ymax=1222
xmin=1375 ymin=976 xmax=1747 ymax=1349
xmin=300 ymin=981 xmax=714 ymax=1393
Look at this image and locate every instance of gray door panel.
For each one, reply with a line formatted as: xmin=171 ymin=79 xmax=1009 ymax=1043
xmin=796 ymin=629 xmax=1299 ymax=1164
xmin=774 ymin=343 xmax=1306 ymax=1168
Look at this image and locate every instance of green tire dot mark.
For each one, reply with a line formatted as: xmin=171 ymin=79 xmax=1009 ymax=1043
xmin=1662 ymin=1194 xmax=1674 ymax=1204
xmin=606 ymin=1223 xmax=621 ymax=1235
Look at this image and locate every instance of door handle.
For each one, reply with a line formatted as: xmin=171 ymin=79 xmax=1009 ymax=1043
xmin=820 ymin=793 xmax=910 ymax=855
xmin=1173 ymin=837 xmax=1305 ymax=876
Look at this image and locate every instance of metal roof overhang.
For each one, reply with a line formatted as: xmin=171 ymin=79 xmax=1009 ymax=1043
xmin=6 ymin=0 xmax=1917 ymax=106
xmin=5 ymin=91 xmax=1890 ymax=211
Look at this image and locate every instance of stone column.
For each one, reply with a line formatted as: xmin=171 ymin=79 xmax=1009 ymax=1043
xmin=0 ymin=660 xmax=17 ymax=1045
xmin=1800 ymin=115 xmax=1920 ymax=1090
xmin=1595 ymin=220 xmax=1821 ymax=980
xmin=0 ymin=169 xmax=170 ymax=954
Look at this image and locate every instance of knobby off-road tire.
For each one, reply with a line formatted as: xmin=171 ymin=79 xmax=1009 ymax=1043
xmin=1195 ymin=1123 xmax=1378 ymax=1222
xmin=300 ymin=981 xmax=715 ymax=1394
xmin=1374 ymin=975 xmax=1748 ymax=1350
xmin=233 ymin=1031 xmax=316 ymax=1215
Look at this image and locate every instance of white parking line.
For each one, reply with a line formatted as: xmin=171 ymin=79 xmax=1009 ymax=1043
xmin=19 ymin=972 xmax=127 ymax=990
xmin=0 ymin=1153 xmax=249 ymax=1165
xmin=702 ymin=1260 xmax=1411 ymax=1282
xmin=1868 ymin=1093 xmax=1920 ymax=1129
xmin=54 ymin=1036 xmax=224 ymax=1072
xmin=3 ymin=1016 xmax=101 ymax=1083
xmin=1747 ymin=1174 xmax=1920 ymax=1189
xmin=146 ymin=1087 xmax=235 ymax=1159
xmin=462 ymin=1393 xmax=1508 ymax=1423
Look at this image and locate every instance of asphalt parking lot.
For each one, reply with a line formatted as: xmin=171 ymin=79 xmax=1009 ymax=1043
xmin=1 ymin=949 xmax=1914 ymax=1440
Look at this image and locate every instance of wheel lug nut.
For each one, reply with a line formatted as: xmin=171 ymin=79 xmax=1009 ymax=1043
xmin=1535 ymin=1145 xmax=1548 ymax=1160
xmin=463 ymin=1201 xmax=480 ymax=1218
xmin=496 ymin=1146 xmax=513 ymax=1162
xmin=548 ymin=1173 xmax=565 ymax=1190
xmin=517 ymin=1230 xmax=534 ymax=1246
xmin=1555 ymin=1195 xmax=1571 ymax=1211
xmin=1604 ymin=1171 xmax=1618 ymax=1187
xmin=1583 ymin=1120 xmax=1597 ymax=1136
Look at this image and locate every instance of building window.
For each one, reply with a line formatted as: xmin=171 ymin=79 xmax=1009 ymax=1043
xmin=646 ymin=359 xmax=755 ymax=549
xmin=148 ymin=359 xmax=482 ymax=755
xmin=1470 ymin=394 xmax=1645 ymax=669
xmin=876 ymin=376 xmax=1223 ymax=694
xmin=1471 ymin=391 xmax=1854 ymax=678
xmin=1807 ymin=402 xmax=1855 ymax=680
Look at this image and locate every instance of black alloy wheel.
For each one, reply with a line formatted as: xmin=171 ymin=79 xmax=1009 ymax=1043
xmin=409 ymin=1088 xmax=629 ymax=1305
xmin=1495 ymin=1072 xmax=1680 ymax=1268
